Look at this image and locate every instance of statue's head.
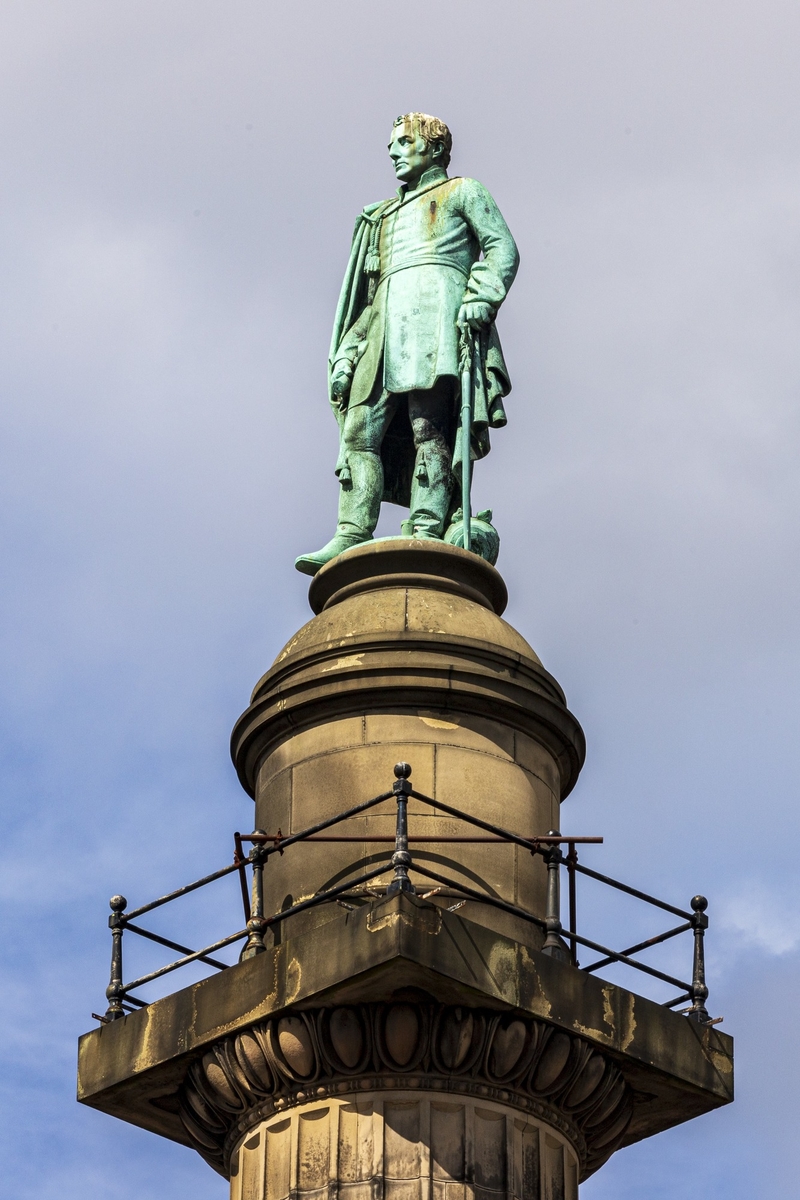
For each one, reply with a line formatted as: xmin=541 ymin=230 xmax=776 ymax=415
xmin=389 ymin=113 xmax=452 ymax=185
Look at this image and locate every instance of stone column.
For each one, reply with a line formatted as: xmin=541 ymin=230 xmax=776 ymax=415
xmin=229 ymin=1094 xmax=579 ymax=1200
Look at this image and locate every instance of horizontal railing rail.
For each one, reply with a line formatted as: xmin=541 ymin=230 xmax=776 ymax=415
xmin=94 ymin=763 xmax=717 ymax=1028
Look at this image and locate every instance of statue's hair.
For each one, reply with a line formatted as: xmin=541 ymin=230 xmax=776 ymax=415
xmin=393 ymin=112 xmax=452 ymax=169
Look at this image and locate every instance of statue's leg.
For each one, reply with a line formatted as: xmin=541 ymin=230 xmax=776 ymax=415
xmin=407 ymin=380 xmax=455 ymax=539
xmin=295 ymin=392 xmax=397 ymax=576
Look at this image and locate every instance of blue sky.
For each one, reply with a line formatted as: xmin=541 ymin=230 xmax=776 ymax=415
xmin=1 ymin=1 xmax=799 ymax=1196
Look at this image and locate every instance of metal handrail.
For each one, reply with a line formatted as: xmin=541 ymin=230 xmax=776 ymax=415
xmin=96 ymin=763 xmax=715 ymax=1027
xmin=568 ymin=860 xmax=693 ymax=921
xmin=582 ymin=922 xmax=693 ymax=974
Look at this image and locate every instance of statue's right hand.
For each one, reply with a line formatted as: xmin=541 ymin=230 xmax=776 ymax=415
xmin=331 ymin=364 xmax=354 ymax=403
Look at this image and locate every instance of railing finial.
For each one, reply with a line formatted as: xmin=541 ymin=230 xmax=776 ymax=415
xmin=388 ymin=764 xmax=415 ymax=894
xmin=240 ymin=832 xmax=268 ymax=959
xmin=688 ymin=895 xmax=711 ymax=1024
xmin=105 ymin=894 xmax=128 ymax=1021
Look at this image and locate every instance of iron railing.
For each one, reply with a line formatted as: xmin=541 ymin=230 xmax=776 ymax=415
xmin=95 ymin=763 xmax=716 ymax=1026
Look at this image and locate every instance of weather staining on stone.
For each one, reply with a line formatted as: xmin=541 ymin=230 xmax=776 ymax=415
xmin=179 ymin=1002 xmax=632 ymax=1182
xmin=296 ymin=113 xmax=519 ymax=576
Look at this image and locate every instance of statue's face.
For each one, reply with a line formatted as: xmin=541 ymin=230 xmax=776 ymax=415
xmin=388 ymin=121 xmax=439 ymax=186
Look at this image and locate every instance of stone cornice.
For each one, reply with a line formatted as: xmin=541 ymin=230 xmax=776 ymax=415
xmin=179 ymin=1002 xmax=632 ymax=1182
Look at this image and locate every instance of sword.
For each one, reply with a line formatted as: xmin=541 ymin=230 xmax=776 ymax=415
xmin=459 ymin=328 xmax=478 ymax=552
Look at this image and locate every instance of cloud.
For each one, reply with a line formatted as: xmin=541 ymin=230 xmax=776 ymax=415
xmin=717 ymin=881 xmax=800 ymax=957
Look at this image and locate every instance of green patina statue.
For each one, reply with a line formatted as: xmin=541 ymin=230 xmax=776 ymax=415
xmin=296 ymin=113 xmax=519 ymax=576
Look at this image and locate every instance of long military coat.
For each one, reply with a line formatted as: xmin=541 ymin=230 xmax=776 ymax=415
xmin=330 ymin=166 xmax=519 ymax=505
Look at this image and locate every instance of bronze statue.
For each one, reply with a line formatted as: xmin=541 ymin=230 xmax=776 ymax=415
xmin=296 ymin=113 xmax=519 ymax=575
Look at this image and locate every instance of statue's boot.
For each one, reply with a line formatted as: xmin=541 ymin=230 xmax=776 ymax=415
xmin=295 ymin=451 xmax=382 ymax=576
xmin=408 ymin=439 xmax=451 ymax=540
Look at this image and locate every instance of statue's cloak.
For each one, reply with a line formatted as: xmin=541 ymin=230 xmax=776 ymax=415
xmin=328 ymin=174 xmax=518 ymax=508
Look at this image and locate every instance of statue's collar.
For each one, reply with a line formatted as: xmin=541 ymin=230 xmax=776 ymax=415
xmin=361 ymin=169 xmax=451 ymax=224
xmin=397 ymin=166 xmax=448 ymax=200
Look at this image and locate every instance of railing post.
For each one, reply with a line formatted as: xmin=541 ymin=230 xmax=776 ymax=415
xmin=567 ymin=840 xmax=579 ymax=966
xmin=104 ymin=894 xmax=127 ymax=1021
xmin=240 ymin=831 xmax=268 ymax=959
xmin=688 ymin=894 xmax=710 ymax=1023
xmin=387 ymin=763 xmax=416 ymax=895
xmin=542 ymin=831 xmax=570 ymax=963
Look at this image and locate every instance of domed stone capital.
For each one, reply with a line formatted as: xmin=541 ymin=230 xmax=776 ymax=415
xmin=231 ymin=541 xmax=585 ymax=803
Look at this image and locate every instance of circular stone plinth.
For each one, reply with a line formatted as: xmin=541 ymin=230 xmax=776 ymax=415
xmin=307 ymin=539 xmax=508 ymax=616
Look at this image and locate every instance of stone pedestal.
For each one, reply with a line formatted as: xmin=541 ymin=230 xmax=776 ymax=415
xmin=231 ymin=541 xmax=585 ymax=947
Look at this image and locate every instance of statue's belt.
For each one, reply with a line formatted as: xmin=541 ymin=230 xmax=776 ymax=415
xmin=378 ymin=257 xmax=470 ymax=284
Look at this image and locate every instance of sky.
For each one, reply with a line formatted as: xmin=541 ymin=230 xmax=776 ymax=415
xmin=1 ymin=1 xmax=799 ymax=1196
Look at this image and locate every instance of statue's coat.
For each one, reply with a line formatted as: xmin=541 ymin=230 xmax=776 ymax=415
xmin=329 ymin=167 xmax=519 ymax=506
